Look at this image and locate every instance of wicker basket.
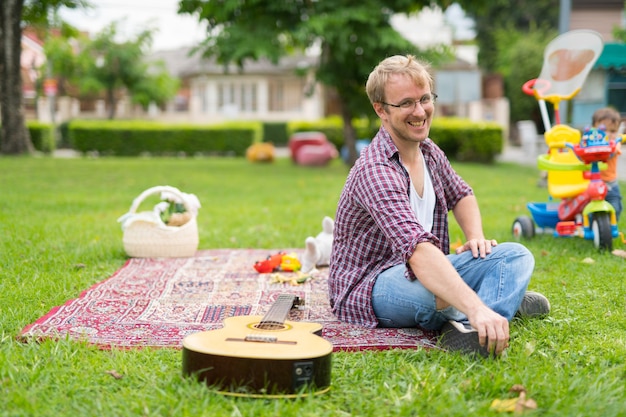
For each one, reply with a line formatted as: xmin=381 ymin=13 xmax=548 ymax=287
xmin=119 ymin=186 xmax=199 ymax=258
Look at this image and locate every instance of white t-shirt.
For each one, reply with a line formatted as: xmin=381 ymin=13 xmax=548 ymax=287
xmin=408 ymin=151 xmax=435 ymax=232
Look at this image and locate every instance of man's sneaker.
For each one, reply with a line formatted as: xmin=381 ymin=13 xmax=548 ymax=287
xmin=516 ymin=291 xmax=550 ymax=318
xmin=439 ymin=320 xmax=491 ymax=358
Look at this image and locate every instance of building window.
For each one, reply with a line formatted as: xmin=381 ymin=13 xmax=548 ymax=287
xmin=217 ymin=82 xmax=257 ymax=112
xmin=269 ymin=79 xmax=305 ymax=111
xmin=269 ymin=81 xmax=283 ymax=111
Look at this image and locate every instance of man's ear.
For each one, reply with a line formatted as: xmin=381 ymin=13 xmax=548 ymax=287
xmin=373 ymin=102 xmax=387 ymax=119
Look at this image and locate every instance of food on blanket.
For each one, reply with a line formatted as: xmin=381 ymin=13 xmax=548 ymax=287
xmin=253 ymin=252 xmax=286 ymax=273
xmin=269 ymin=272 xmax=311 ymax=286
xmin=280 ymin=253 xmax=301 ymax=272
xmin=253 ymin=252 xmax=301 ymax=273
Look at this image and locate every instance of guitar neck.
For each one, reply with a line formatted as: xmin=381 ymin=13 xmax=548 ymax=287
xmin=257 ymin=294 xmax=299 ymax=329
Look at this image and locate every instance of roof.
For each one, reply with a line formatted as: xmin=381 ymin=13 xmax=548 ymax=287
xmin=573 ymin=0 xmax=624 ymax=8
xmin=148 ymin=47 xmax=318 ymax=78
xmin=594 ymin=43 xmax=626 ymax=69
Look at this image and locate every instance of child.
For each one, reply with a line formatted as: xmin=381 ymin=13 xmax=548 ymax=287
xmin=592 ymin=107 xmax=623 ymax=220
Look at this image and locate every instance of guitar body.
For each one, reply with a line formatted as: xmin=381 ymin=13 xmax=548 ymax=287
xmin=182 ymin=313 xmax=333 ymax=398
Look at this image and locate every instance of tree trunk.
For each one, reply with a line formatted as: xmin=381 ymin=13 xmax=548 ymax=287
xmin=106 ymin=86 xmax=116 ymax=119
xmin=340 ymin=102 xmax=358 ymax=166
xmin=0 ymin=0 xmax=34 ymax=154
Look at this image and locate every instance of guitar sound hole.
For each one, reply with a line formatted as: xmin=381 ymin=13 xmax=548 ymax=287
xmin=254 ymin=322 xmax=287 ymax=331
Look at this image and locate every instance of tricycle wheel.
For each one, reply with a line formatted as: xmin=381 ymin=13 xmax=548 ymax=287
xmin=591 ymin=212 xmax=612 ymax=251
xmin=512 ymin=216 xmax=535 ymax=240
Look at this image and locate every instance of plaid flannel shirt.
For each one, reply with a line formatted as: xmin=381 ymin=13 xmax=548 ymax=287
xmin=328 ymin=126 xmax=473 ymax=328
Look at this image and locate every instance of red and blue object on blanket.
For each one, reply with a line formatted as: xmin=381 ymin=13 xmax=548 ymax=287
xmin=253 ymin=252 xmax=301 ymax=273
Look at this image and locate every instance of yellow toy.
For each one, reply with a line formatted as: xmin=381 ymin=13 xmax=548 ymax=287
xmin=280 ymin=253 xmax=301 ymax=272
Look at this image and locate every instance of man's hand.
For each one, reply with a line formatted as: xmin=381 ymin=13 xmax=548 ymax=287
xmin=468 ymin=307 xmax=510 ymax=356
xmin=455 ymin=238 xmax=498 ymax=258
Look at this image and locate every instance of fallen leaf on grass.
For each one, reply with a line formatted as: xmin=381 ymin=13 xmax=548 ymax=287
xmin=581 ymin=257 xmax=595 ymax=264
xmin=611 ymin=249 xmax=626 ymax=259
xmin=490 ymin=385 xmax=537 ymax=414
xmin=523 ymin=341 xmax=536 ymax=357
xmin=105 ymin=370 xmax=123 ymax=379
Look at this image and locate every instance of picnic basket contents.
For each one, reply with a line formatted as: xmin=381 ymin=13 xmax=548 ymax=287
xmin=117 ymin=185 xmax=201 ymax=258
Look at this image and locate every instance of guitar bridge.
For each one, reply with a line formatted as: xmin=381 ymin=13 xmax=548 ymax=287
xmin=244 ymin=334 xmax=278 ymax=343
xmin=224 ymin=335 xmax=298 ymax=345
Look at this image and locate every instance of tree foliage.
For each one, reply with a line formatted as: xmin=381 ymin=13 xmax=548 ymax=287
xmin=614 ymin=23 xmax=626 ymax=43
xmin=43 ymin=29 xmax=81 ymax=96
xmin=178 ymin=0 xmax=458 ymax=164
xmin=73 ymin=22 xmax=179 ymax=119
xmin=1 ymin=0 xmax=177 ymax=155
xmin=456 ymin=0 xmax=559 ymax=72
xmin=493 ymin=27 xmax=557 ymax=127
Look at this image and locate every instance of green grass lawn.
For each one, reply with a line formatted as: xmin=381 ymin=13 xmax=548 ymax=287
xmin=1 ymin=155 xmax=625 ymax=416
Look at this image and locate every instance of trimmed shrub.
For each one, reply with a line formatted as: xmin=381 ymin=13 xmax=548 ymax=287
xmin=263 ymin=122 xmax=288 ymax=146
xmin=60 ymin=117 xmax=501 ymax=162
xmin=430 ymin=118 xmax=503 ymax=163
xmin=26 ymin=121 xmax=55 ymax=153
xmin=68 ymin=120 xmax=262 ymax=156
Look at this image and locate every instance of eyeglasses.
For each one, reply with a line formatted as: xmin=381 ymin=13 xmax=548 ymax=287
xmin=381 ymin=93 xmax=438 ymax=112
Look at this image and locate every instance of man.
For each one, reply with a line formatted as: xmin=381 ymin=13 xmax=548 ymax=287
xmin=328 ymin=55 xmax=549 ymax=357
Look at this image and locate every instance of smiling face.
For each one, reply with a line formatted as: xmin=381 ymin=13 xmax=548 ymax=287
xmin=374 ymin=73 xmax=435 ymax=147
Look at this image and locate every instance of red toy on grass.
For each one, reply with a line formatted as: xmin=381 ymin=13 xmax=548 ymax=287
xmin=288 ymin=131 xmax=338 ymax=166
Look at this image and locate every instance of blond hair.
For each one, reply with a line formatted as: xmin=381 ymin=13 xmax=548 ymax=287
xmin=365 ymin=55 xmax=433 ymax=104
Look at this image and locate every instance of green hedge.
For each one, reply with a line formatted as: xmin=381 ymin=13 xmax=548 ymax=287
xmin=57 ymin=117 xmax=502 ymax=162
xmin=29 ymin=121 xmax=56 ymax=153
xmin=68 ymin=120 xmax=262 ymax=156
xmin=288 ymin=116 xmax=503 ymax=163
xmin=262 ymin=122 xmax=288 ymax=146
xmin=430 ymin=118 xmax=503 ymax=163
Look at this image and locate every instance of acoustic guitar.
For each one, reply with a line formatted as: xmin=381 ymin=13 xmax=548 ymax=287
xmin=182 ymin=294 xmax=333 ymax=398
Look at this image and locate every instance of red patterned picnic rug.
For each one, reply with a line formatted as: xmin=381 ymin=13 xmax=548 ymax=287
xmin=20 ymin=249 xmax=438 ymax=351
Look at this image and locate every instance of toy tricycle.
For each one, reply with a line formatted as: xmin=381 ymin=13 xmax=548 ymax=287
xmin=510 ymin=30 xmax=622 ymax=251
xmin=513 ymin=125 xmax=621 ymax=250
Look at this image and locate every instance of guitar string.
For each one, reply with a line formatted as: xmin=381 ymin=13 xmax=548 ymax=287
xmin=244 ymin=294 xmax=298 ymax=343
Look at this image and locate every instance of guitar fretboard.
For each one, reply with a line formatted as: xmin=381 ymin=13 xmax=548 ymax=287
xmin=257 ymin=294 xmax=298 ymax=330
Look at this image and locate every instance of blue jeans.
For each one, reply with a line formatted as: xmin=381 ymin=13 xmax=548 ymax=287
xmin=372 ymin=242 xmax=534 ymax=330
xmin=605 ymin=180 xmax=622 ymax=221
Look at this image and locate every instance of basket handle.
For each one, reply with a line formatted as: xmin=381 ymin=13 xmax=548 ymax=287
xmin=127 ymin=185 xmax=195 ymax=216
